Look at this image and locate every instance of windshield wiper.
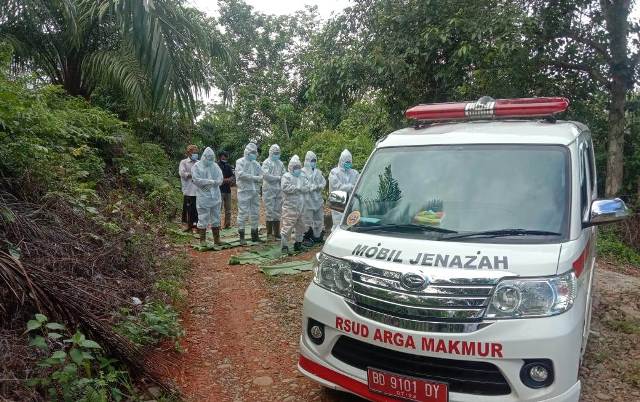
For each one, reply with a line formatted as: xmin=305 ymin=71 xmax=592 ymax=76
xmin=351 ymin=223 xmax=458 ymax=234
xmin=443 ymin=228 xmax=562 ymax=240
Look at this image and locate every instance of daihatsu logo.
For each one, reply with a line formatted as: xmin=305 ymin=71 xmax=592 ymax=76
xmin=400 ymin=272 xmax=428 ymax=291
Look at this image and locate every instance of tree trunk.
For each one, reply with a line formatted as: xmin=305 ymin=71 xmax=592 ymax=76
xmin=603 ymin=0 xmax=631 ymax=197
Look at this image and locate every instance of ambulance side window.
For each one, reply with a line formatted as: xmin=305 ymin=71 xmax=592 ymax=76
xmin=586 ymin=141 xmax=597 ymax=196
xmin=580 ymin=144 xmax=591 ymax=221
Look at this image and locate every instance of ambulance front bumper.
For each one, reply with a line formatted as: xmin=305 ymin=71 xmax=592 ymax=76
xmin=298 ymin=282 xmax=582 ymax=402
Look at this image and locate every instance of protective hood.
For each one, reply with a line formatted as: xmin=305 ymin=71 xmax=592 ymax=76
xmin=244 ymin=142 xmax=258 ymax=157
xmin=339 ymin=149 xmax=352 ymax=167
xmin=202 ymin=147 xmax=215 ymax=160
xmin=305 ymin=150 xmax=317 ymax=168
xmin=202 ymin=147 xmax=215 ymax=165
xmin=269 ymin=144 xmax=281 ymax=156
xmin=288 ymin=155 xmax=302 ymax=172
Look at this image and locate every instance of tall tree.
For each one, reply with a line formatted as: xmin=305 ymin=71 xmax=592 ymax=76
xmin=200 ymin=0 xmax=319 ymax=151
xmin=0 ymin=0 xmax=228 ymax=119
xmin=529 ymin=0 xmax=640 ymax=196
xmin=304 ymin=0 xmax=536 ymax=127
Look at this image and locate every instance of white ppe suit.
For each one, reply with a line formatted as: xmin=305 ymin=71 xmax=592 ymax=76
xmin=280 ymin=155 xmax=309 ymax=247
xmin=261 ymin=144 xmax=285 ymax=221
xmin=328 ymin=149 xmax=359 ymax=230
xmin=302 ymin=151 xmax=326 ymax=238
xmin=192 ymin=147 xmax=224 ymax=229
xmin=235 ymin=143 xmax=263 ymax=230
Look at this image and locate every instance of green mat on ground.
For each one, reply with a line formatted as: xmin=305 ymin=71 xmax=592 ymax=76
xmin=228 ymin=245 xmax=283 ymax=265
xmin=192 ymin=239 xmax=264 ymax=251
xmin=191 ymin=227 xmax=275 ymax=252
xmin=260 ymin=260 xmax=314 ymax=276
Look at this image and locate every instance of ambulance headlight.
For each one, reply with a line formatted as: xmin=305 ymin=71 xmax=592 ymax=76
xmin=485 ymin=270 xmax=577 ymax=319
xmin=313 ymin=253 xmax=353 ymax=298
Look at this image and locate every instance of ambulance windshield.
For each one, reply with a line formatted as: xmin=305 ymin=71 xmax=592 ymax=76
xmin=344 ymin=144 xmax=570 ymax=242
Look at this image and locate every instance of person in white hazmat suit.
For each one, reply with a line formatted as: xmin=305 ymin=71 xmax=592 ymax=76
xmin=280 ymin=155 xmax=309 ymax=254
xmin=302 ymin=150 xmax=326 ymax=245
xmin=191 ymin=147 xmax=224 ymax=245
xmin=261 ymin=144 xmax=285 ymax=241
xmin=235 ymin=142 xmax=263 ymax=244
xmin=328 ymin=149 xmax=359 ymax=230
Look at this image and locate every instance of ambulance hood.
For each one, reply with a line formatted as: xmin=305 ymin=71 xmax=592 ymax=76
xmin=324 ymin=229 xmax=562 ymax=277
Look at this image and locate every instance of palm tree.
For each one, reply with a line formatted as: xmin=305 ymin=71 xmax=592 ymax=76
xmin=0 ymin=0 xmax=228 ymax=119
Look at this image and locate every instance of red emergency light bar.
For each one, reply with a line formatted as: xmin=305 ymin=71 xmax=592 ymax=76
xmin=405 ymin=96 xmax=569 ymax=122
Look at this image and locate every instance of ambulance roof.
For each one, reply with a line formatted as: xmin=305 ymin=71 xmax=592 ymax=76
xmin=378 ymin=120 xmax=587 ymax=148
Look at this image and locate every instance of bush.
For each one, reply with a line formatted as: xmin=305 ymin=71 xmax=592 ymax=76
xmin=26 ymin=314 xmax=136 ymax=402
xmin=114 ymin=303 xmax=184 ymax=349
xmin=598 ymin=227 xmax=640 ymax=266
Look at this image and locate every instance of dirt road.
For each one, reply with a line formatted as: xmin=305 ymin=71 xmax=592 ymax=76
xmin=160 ymin=244 xmax=640 ymax=401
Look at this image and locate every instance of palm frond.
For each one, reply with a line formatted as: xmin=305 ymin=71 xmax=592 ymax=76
xmin=82 ymin=49 xmax=148 ymax=113
xmin=85 ymin=0 xmax=229 ymax=119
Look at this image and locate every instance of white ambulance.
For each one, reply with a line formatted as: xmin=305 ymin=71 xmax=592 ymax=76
xmin=298 ymin=97 xmax=630 ymax=402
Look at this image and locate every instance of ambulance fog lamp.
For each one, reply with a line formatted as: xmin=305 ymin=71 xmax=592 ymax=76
xmin=520 ymin=360 xmax=554 ymax=389
xmin=307 ymin=318 xmax=325 ymax=345
xmin=485 ymin=270 xmax=577 ymax=319
xmin=313 ymin=253 xmax=353 ymax=298
xmin=529 ymin=365 xmax=549 ymax=382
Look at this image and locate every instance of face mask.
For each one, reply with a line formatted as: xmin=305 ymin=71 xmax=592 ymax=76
xmin=343 ymin=162 xmax=352 ymax=170
xmin=310 ymin=161 xmax=317 ymax=169
xmin=204 ymin=158 xmax=214 ymax=166
xmin=248 ymin=153 xmax=257 ymax=161
xmin=220 ymin=159 xmax=227 ymax=164
xmin=292 ymin=169 xmax=301 ymax=177
xmin=190 ymin=153 xmax=198 ymax=161
xmin=271 ymin=154 xmax=280 ymax=161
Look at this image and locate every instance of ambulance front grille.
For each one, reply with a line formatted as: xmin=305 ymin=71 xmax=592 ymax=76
xmin=332 ymin=336 xmax=511 ymax=396
xmin=349 ymin=263 xmax=498 ymax=331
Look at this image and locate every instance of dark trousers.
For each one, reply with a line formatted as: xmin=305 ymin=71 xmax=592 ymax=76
xmin=221 ymin=192 xmax=232 ymax=228
xmin=182 ymin=195 xmax=197 ymax=227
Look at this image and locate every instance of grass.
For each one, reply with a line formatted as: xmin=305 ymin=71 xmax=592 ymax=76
xmin=597 ymin=228 xmax=640 ymax=267
xmin=604 ymin=318 xmax=640 ymax=334
xmin=623 ymin=362 xmax=640 ymax=387
xmin=154 ymin=250 xmax=191 ymax=305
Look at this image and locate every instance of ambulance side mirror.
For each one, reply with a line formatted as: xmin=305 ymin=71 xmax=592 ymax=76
xmin=328 ymin=191 xmax=348 ymax=213
xmin=585 ymin=198 xmax=630 ymax=227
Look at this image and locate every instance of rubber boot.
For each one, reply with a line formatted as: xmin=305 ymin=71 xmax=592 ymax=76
xmin=239 ymin=229 xmax=246 ymax=245
xmin=251 ymin=228 xmax=262 ymax=243
xmin=303 ymin=227 xmax=313 ymax=241
xmin=198 ymin=228 xmax=207 ymax=246
xmin=274 ymin=221 xmax=282 ymax=240
xmin=302 ymin=232 xmax=315 ymax=248
xmin=212 ymin=227 xmax=221 ymax=245
xmin=266 ymin=221 xmax=273 ymax=241
xmin=314 ymin=231 xmax=325 ymax=244
xmin=281 ymin=245 xmax=289 ymax=255
xmin=294 ymin=242 xmax=302 ymax=252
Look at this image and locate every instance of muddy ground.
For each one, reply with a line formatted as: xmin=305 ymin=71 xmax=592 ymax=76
xmin=152 ymin=234 xmax=640 ymax=402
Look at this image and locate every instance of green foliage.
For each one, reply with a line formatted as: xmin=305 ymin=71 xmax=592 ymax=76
xmin=154 ymin=253 xmax=191 ymax=305
xmin=0 ymin=71 xmax=180 ymax=220
xmin=1 ymin=0 xmax=227 ymax=119
xmin=597 ymin=228 xmax=640 ymax=267
xmin=115 ymin=303 xmax=184 ymax=349
xmin=0 ymin=79 xmax=121 ymax=196
xmin=26 ymin=315 xmax=135 ymax=402
xmin=293 ymin=129 xmax=374 ymax=175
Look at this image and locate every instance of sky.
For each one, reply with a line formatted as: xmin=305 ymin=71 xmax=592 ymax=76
xmin=191 ymin=0 xmax=638 ymax=21
xmin=189 ymin=0 xmax=351 ymax=19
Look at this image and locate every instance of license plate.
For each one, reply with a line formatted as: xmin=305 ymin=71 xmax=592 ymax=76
xmin=367 ymin=368 xmax=448 ymax=402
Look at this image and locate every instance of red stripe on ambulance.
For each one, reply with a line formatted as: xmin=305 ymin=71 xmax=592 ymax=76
xmin=336 ymin=316 xmax=503 ymax=358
